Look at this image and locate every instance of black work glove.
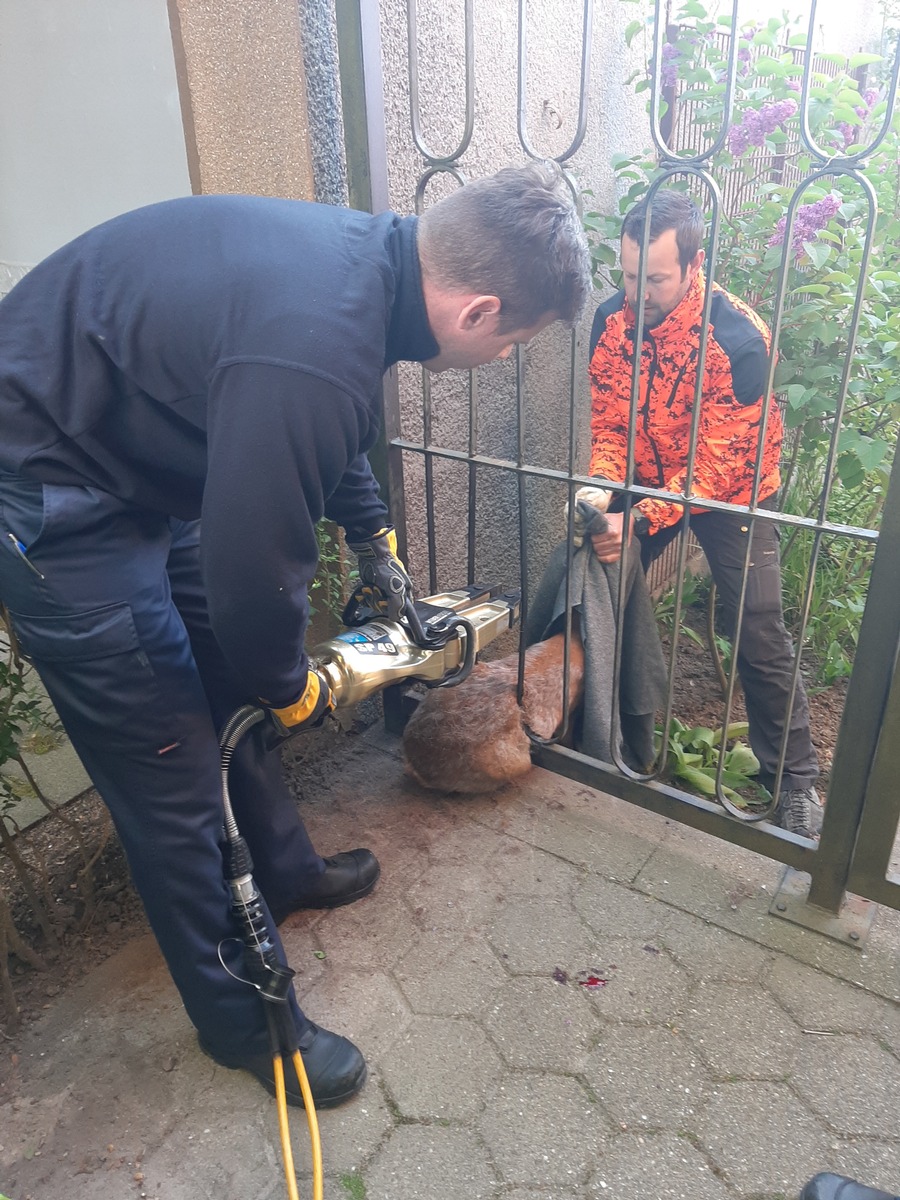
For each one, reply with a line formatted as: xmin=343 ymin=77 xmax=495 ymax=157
xmin=264 ymin=667 xmax=335 ymax=741
xmin=565 ymin=485 xmax=612 ymax=547
xmin=346 ymin=525 xmax=414 ymax=623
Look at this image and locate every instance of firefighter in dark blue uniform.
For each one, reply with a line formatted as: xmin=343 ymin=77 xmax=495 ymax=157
xmin=0 ymin=163 xmax=591 ymax=1105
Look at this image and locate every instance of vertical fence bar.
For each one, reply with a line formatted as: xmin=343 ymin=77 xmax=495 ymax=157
xmin=334 ymin=0 xmax=408 ymax=560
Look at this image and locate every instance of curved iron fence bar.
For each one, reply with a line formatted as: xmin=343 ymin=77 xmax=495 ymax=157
xmin=649 ymin=0 xmax=740 ymax=165
xmin=610 ymin=172 xmax=725 ymax=783
xmin=408 ymin=0 xmax=475 ymax=167
xmin=732 ymin=166 xmax=880 ymax=803
xmin=524 ymin=328 xmax=581 ymax=750
xmin=413 ymin=164 xmax=468 ymax=215
xmin=516 ymin=0 xmax=594 ymax=164
xmin=797 ymin=0 xmax=900 ymax=165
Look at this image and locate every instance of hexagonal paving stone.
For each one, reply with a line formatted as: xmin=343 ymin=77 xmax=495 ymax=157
xmin=825 ymin=1137 xmax=900 ymax=1195
xmin=578 ymin=936 xmax=691 ymax=1025
xmin=696 ymin=1080 xmax=831 ymax=1194
xmin=488 ymin=896 xmax=598 ymax=975
xmin=479 ymin=1073 xmax=612 ymax=1187
xmin=312 ymin=894 xmax=418 ymax=971
xmin=364 ymin=1124 xmax=497 ymax=1200
xmin=483 ymin=976 xmax=601 ymax=1072
xmin=588 ymin=1132 xmax=730 ymax=1200
xmin=380 ymin=1016 xmax=503 ymax=1120
xmin=659 ymin=909 xmax=772 ymax=983
xmin=503 ymin=1192 xmax=583 ymax=1200
xmin=766 ymin=957 xmax=900 ymax=1048
xmin=679 ymin=981 xmax=802 ymax=1078
xmin=479 ymin=789 xmax=661 ymax=882
xmin=791 ymin=1033 xmax=900 ymax=1138
xmin=394 ymin=929 xmax=508 ymax=1016
xmin=297 ymin=969 xmax=411 ymax=1063
xmin=487 ymin=840 xmax=584 ymax=903
xmin=404 ymin=855 xmax=510 ymax=934
xmin=585 ymin=1025 xmax=709 ymax=1131
xmin=574 ymin=874 xmax=668 ymax=943
xmin=303 ymin=1079 xmax=393 ymax=1176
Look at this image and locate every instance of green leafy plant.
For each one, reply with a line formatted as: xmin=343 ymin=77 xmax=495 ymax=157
xmin=661 ymin=716 xmax=764 ymax=804
xmin=0 ymin=617 xmax=111 ymax=1033
xmin=585 ymin=0 xmax=898 ymax=682
xmin=309 ymin=521 xmax=352 ymax=623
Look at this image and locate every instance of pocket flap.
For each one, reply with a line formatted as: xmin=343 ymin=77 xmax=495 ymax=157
xmin=9 ymin=603 xmax=140 ymax=662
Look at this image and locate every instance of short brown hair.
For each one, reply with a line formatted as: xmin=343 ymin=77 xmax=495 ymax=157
xmin=621 ymin=189 xmax=704 ymax=276
xmin=418 ymin=161 xmax=592 ymax=329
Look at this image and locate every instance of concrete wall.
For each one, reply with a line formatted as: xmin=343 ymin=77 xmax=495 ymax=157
xmin=0 ymin=0 xmax=191 ymax=294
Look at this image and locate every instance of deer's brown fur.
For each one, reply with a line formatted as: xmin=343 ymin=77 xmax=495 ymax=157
xmin=402 ymin=632 xmax=584 ymax=794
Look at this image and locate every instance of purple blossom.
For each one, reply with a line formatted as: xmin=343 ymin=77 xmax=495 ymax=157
xmin=660 ymin=41 xmax=680 ymax=89
xmin=768 ymin=193 xmax=842 ymax=259
xmin=837 ymin=120 xmax=859 ymax=149
xmin=833 ymin=88 xmax=881 ymax=151
xmin=727 ymin=98 xmax=798 ymax=156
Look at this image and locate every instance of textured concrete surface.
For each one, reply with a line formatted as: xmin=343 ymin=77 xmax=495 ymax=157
xmin=2 ymin=724 xmax=900 ymax=1200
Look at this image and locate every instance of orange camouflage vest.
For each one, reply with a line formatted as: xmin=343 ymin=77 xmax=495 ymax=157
xmin=588 ymin=274 xmax=783 ymax=535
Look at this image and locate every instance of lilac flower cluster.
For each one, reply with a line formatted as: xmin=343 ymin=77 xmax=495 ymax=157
xmin=727 ymin=98 xmax=798 ymax=156
xmin=767 ymin=193 xmax=842 ymax=259
xmin=660 ymin=41 xmax=681 ymax=89
xmin=836 ymin=87 xmax=881 ymax=150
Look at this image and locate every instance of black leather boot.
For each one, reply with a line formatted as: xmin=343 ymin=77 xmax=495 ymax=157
xmin=200 ymin=1022 xmax=367 ymax=1108
xmin=801 ymin=1174 xmax=899 ymax=1200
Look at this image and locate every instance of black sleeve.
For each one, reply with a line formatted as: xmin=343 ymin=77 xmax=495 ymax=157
xmin=202 ymin=360 xmax=385 ymax=706
xmin=729 ymin=335 xmax=770 ymax=406
xmin=324 ymin=451 xmax=388 ymax=541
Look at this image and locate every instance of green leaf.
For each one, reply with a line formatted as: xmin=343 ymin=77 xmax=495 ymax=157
xmin=685 ymin=725 xmax=715 ymax=748
xmin=676 ymin=764 xmax=719 ymax=796
xmin=624 ymin=19 xmax=643 ymax=47
xmin=803 ymin=241 xmax=832 ymax=269
xmin=709 ymin=721 xmax=750 ymax=746
xmin=726 ymin=745 xmax=761 ymax=776
xmin=849 ymin=52 xmax=884 ymax=69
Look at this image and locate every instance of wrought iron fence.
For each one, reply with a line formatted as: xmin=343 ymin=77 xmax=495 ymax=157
xmin=338 ymin=0 xmax=900 ymax=943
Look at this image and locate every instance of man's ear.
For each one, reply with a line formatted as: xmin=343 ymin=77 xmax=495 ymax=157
xmin=458 ymin=294 xmax=502 ymax=330
xmin=689 ymin=248 xmax=706 ymax=279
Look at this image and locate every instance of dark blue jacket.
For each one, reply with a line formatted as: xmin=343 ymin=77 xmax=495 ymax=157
xmin=0 ymin=195 xmax=439 ymax=705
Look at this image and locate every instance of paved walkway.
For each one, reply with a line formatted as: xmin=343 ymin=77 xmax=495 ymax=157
xmin=2 ymin=724 xmax=899 ymax=1200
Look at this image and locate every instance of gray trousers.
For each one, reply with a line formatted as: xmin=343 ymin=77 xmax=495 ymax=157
xmin=641 ymin=507 xmax=819 ymax=792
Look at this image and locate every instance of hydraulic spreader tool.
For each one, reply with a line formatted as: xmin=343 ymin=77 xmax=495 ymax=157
xmin=217 ymin=583 xmax=520 ymax=1200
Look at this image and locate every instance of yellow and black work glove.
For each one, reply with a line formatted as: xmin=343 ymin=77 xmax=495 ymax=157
xmin=346 ymin=525 xmax=414 ymax=623
xmin=265 ymin=667 xmax=335 ymax=742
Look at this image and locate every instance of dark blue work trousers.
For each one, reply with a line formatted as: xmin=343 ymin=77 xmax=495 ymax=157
xmin=640 ymin=506 xmax=819 ymax=792
xmin=0 ymin=475 xmax=325 ymax=1057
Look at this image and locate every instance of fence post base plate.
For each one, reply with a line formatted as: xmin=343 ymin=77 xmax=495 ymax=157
xmin=769 ymin=867 xmax=877 ymax=948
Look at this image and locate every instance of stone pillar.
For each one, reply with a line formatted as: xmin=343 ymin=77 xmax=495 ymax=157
xmin=167 ymin=0 xmax=316 ymax=199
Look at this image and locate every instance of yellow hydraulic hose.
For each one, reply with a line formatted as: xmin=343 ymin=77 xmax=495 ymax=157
xmin=293 ymin=1050 xmax=324 ymax=1200
xmin=273 ymin=1055 xmax=300 ymax=1200
xmin=273 ymin=1049 xmax=323 ymax=1200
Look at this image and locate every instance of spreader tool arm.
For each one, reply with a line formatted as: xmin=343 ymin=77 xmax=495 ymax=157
xmin=317 ymin=584 xmax=521 ymax=707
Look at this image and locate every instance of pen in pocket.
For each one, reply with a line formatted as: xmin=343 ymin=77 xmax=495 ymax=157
xmin=7 ymin=532 xmax=45 ymax=579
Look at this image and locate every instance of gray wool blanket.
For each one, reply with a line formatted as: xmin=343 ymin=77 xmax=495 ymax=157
xmin=524 ymin=540 xmax=667 ymax=770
